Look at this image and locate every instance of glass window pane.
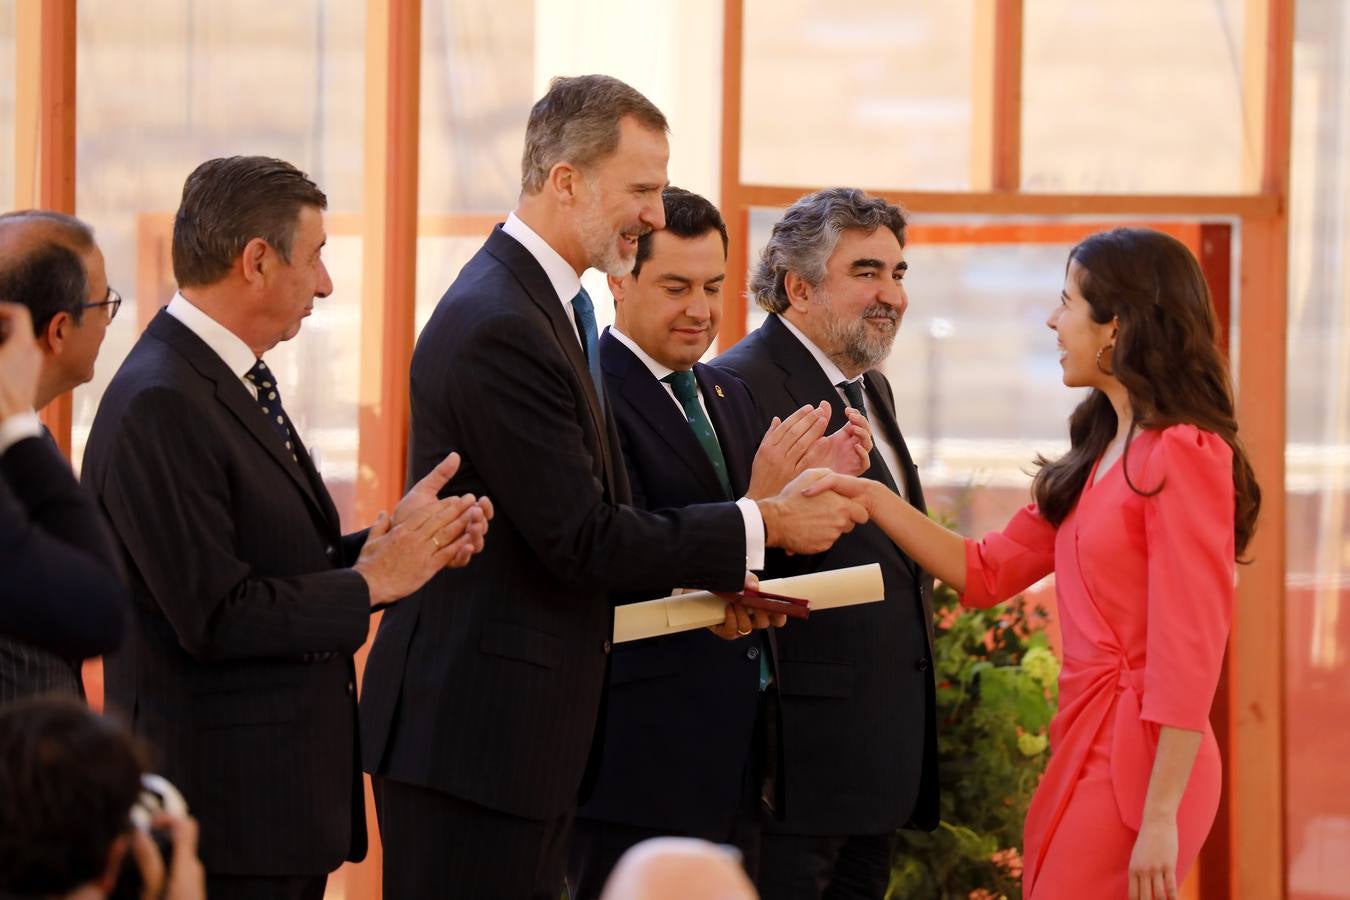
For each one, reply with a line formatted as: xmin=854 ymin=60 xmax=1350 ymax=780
xmin=1022 ymin=0 xmax=1247 ymax=194
xmin=419 ymin=0 xmax=534 ymax=215
xmin=0 ymin=0 xmax=13 ymax=212
xmin=1285 ymin=1 xmax=1350 ymax=895
xmin=415 ymin=0 xmax=723 ymax=334
xmin=741 ymin=0 xmax=974 ymax=191
xmin=72 ymin=0 xmax=366 ymax=527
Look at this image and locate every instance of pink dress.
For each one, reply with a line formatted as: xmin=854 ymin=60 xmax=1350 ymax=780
xmin=962 ymin=425 xmax=1235 ymax=898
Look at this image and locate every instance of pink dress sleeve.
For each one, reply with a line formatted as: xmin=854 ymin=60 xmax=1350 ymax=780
xmin=1139 ymin=425 xmax=1236 ymax=731
xmin=961 ymin=503 xmax=1057 ymax=609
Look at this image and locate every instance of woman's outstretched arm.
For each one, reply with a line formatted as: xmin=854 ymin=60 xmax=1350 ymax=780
xmin=800 ymin=471 xmax=968 ymax=590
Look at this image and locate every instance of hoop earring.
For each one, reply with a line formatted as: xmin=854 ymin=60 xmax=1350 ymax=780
xmin=1096 ymin=344 xmax=1115 ymax=376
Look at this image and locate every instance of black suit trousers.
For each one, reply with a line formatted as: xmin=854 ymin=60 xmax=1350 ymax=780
xmin=756 ymin=831 xmax=897 ymax=900
xmin=374 ymin=777 xmax=574 ymax=900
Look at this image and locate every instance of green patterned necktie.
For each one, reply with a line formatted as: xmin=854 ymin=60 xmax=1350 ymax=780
xmin=663 ymin=370 xmax=732 ymax=499
xmin=665 ymin=370 xmax=771 ymax=689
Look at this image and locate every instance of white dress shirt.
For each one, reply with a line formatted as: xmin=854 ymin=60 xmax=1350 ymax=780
xmin=778 ymin=315 xmax=906 ymax=499
xmin=0 ymin=410 xmax=43 ymax=456
xmin=166 ymin=293 xmax=261 ymax=399
xmin=502 ymin=212 xmax=585 ymax=345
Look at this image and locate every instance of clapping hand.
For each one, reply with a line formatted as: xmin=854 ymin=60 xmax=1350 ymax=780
xmin=393 ymin=451 xmax=493 ymax=568
xmin=802 ymin=407 xmax=871 ymax=476
xmin=745 ymin=403 xmax=829 ymax=499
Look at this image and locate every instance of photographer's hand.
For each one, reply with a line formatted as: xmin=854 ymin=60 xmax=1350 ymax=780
xmin=0 ymin=303 xmax=41 ymax=419
xmin=129 ymin=813 xmax=206 ymax=900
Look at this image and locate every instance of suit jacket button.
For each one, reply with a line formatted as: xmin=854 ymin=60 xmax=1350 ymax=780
xmin=346 ymin=680 xmax=356 ymax=696
xmin=916 ymin=657 xmax=930 ymax=672
xmin=746 ymin=646 xmax=760 ymax=661
xmin=325 ymin=545 xmax=337 ymax=559
xmin=603 ymin=639 xmax=612 ymax=655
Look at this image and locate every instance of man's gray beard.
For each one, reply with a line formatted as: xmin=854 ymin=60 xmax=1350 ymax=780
xmin=577 ymin=192 xmax=637 ymax=278
xmin=818 ymin=296 xmax=899 ymax=373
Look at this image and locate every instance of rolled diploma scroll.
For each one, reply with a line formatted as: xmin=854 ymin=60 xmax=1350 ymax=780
xmin=612 ymin=563 xmax=885 ymax=644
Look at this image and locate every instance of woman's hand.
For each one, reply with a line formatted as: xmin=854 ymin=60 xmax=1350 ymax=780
xmin=794 ymin=469 xmax=878 ymax=514
xmin=1128 ymin=818 xmax=1179 ymax=900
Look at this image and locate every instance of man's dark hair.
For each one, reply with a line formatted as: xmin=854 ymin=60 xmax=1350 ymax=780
xmin=632 ymin=187 xmax=728 ymax=277
xmin=0 ymin=698 xmax=145 ymax=896
xmin=0 ymin=241 xmax=88 ymax=336
xmin=172 ymin=155 xmax=328 ymax=288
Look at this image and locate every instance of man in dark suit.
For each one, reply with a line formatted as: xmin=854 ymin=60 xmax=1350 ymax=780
xmin=0 ymin=211 xmax=122 ymax=702
xmin=716 ymin=188 xmax=939 ymax=900
xmin=0 ymin=302 xmax=125 ymax=662
xmin=81 ymin=156 xmax=491 ymax=900
xmin=359 ymin=76 xmax=868 ymax=899
xmin=569 ymin=187 xmax=874 ymax=897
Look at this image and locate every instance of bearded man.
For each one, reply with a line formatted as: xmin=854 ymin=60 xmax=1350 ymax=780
xmin=358 ymin=78 xmax=869 ymax=900
xmin=716 ymin=188 xmax=940 ymax=900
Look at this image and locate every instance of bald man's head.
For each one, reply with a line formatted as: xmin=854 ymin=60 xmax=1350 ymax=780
xmin=599 ymin=838 xmax=758 ymax=900
xmin=0 ymin=211 xmax=111 ymax=408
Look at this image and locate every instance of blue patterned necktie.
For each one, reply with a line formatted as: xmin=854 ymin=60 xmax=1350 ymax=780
xmin=570 ymin=288 xmax=605 ymax=407
xmin=245 ymin=359 xmax=298 ymax=464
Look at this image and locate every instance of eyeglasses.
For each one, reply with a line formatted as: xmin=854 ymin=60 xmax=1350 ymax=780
xmin=83 ymin=287 xmax=122 ymax=323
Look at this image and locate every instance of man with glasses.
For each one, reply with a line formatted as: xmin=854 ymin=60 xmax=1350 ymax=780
xmin=0 ymin=210 xmax=124 ymax=704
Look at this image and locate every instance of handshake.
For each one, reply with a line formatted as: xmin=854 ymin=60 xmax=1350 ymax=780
xmin=758 ymin=467 xmax=870 ymax=556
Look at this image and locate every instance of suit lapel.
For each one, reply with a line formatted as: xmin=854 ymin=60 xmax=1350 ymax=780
xmin=485 ymin=227 xmax=617 ymax=495
xmin=694 ymin=363 xmax=751 ymax=497
xmin=863 ymin=373 xmax=927 ymax=515
xmin=862 ymin=372 xmax=923 ymax=579
xmin=148 ymin=312 xmax=332 ymax=529
xmin=762 ymin=315 xmax=850 ymax=434
xmin=601 ymin=334 xmax=727 ymax=500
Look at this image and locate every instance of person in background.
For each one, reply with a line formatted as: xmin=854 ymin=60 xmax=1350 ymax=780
xmin=0 ymin=210 xmax=124 ymax=702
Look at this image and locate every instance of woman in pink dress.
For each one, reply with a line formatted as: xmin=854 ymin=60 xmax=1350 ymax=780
xmin=802 ymin=228 xmax=1261 ymax=899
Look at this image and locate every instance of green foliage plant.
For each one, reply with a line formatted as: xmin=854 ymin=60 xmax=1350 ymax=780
xmin=888 ymin=555 xmax=1059 ymax=900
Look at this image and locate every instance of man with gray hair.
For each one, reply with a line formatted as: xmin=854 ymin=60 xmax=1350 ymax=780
xmin=359 ymin=76 xmax=868 ymax=897
xmin=716 ymin=188 xmax=938 ymax=900
xmin=0 ymin=210 xmax=122 ymax=703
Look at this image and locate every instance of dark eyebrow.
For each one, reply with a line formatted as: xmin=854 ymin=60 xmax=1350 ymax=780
xmin=849 ymin=258 xmax=885 ymax=272
xmin=896 ymin=260 xmax=909 ymax=272
xmin=655 ymin=274 xmax=694 ymax=286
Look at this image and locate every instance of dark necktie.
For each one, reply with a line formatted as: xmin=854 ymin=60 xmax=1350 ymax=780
xmin=245 ymin=359 xmax=298 ymax=464
xmin=837 ymin=378 xmax=900 ymax=496
xmin=570 ymin=288 xmax=606 ymax=409
xmin=663 ymin=370 xmax=732 ymax=499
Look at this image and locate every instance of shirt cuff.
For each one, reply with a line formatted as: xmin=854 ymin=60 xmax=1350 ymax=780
xmin=0 ymin=410 xmax=43 ymax=456
xmin=736 ymin=496 xmax=766 ymax=571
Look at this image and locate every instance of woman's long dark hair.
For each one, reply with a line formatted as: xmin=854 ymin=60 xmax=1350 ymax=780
xmin=1031 ymin=228 xmax=1261 ymax=558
